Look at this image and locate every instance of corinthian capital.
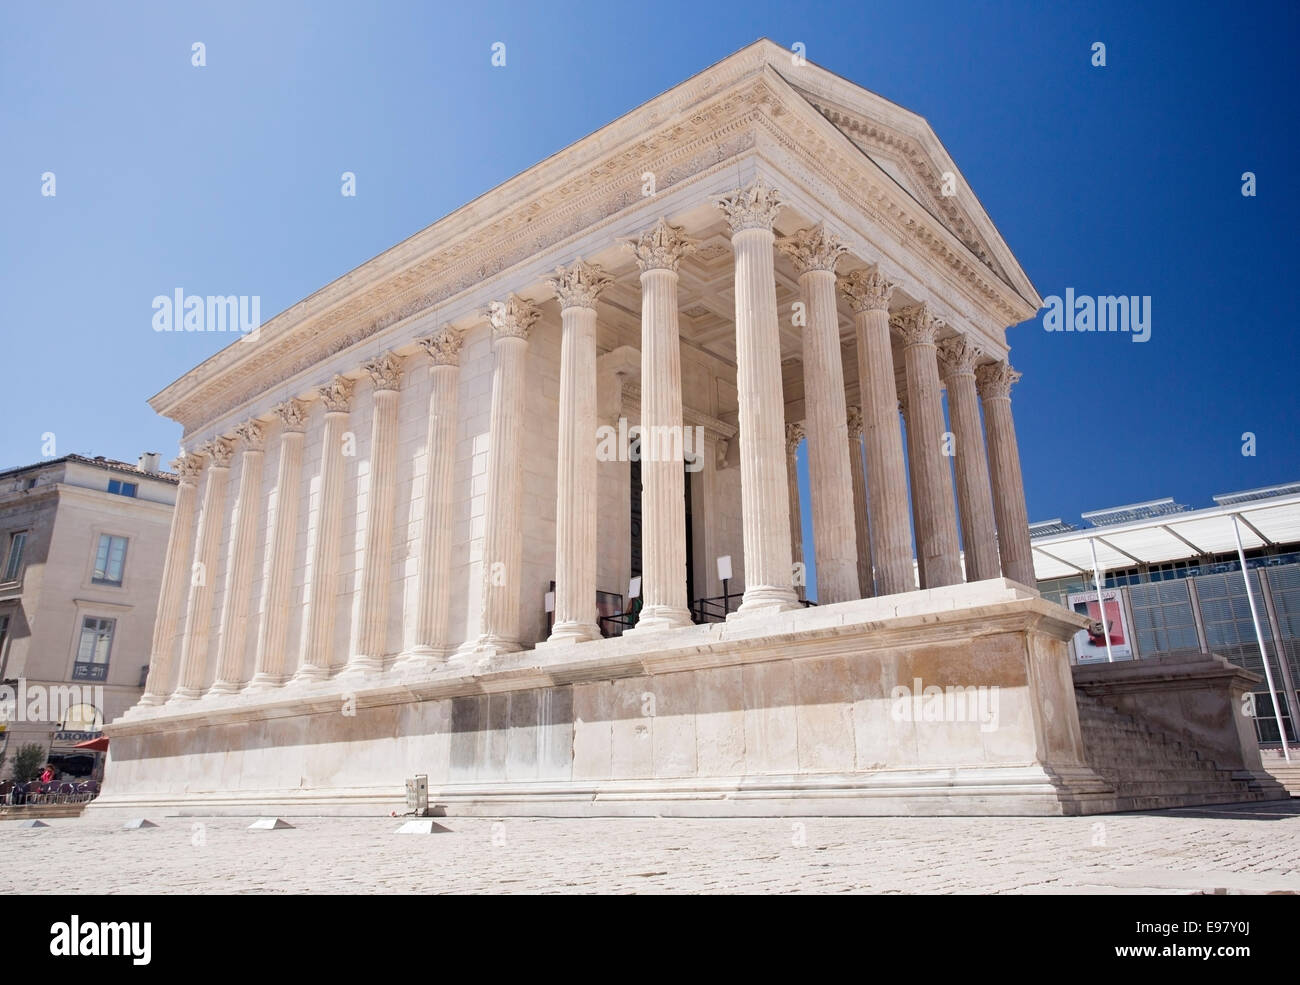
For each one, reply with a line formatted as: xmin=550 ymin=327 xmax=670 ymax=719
xmin=778 ymin=223 xmax=847 ymax=275
xmin=891 ymin=303 xmax=944 ymax=347
xmin=363 ymin=351 xmax=404 ymax=392
xmin=274 ymin=398 xmax=309 ymax=432
xmin=548 ymin=259 xmax=613 ymax=310
xmin=936 ymin=335 xmax=984 ymax=378
xmin=846 ymin=405 xmax=864 ymax=439
xmin=975 ymin=361 xmax=1022 ymax=400
xmin=317 ymin=374 xmax=355 ymax=413
xmin=418 ymin=326 xmax=466 ymax=367
xmin=839 ymin=267 xmax=896 ymax=313
xmin=488 ymin=293 xmax=541 ymax=341
xmin=234 ymin=419 xmax=266 ymax=451
xmin=785 ymin=420 xmax=805 ymax=459
xmin=715 ymin=177 xmax=784 ymax=233
xmin=200 ymin=436 xmax=235 ymax=468
xmin=172 ymin=454 xmax=204 ymax=482
xmin=626 ymin=218 xmax=698 ymax=272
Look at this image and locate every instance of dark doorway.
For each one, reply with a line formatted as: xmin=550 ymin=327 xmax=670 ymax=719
xmin=629 ymin=458 xmax=642 ymax=583
xmin=628 ymin=459 xmax=696 ymax=610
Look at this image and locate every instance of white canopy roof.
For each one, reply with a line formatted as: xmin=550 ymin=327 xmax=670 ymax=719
xmin=1030 ymin=487 xmax=1300 ymax=580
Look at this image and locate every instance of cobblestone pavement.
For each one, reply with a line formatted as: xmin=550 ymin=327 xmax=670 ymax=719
xmin=3 ymin=800 xmax=1298 ymax=894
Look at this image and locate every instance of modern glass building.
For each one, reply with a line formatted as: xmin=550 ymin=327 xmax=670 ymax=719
xmin=1030 ymin=482 xmax=1300 ymax=746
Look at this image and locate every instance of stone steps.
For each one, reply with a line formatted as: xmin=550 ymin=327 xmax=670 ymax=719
xmin=1262 ymin=763 xmax=1300 ymax=795
xmin=1074 ymin=691 xmax=1270 ymax=811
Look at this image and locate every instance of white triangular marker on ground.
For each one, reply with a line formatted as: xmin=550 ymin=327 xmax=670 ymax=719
xmin=18 ymin=819 xmax=49 ymax=828
xmin=396 ymin=819 xmax=451 ymax=834
xmin=248 ymin=817 xmax=294 ymax=830
xmin=123 ymin=818 xmax=158 ymax=829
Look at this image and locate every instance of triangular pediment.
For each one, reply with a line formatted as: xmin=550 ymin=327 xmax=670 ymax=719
xmin=769 ymin=63 xmax=1031 ymax=302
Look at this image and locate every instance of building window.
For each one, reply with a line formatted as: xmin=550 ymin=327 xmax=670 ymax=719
xmin=92 ymin=534 xmax=129 ymax=586
xmin=107 ymin=479 xmax=137 ymax=498
xmin=1129 ymin=580 xmax=1200 ymax=654
xmin=73 ymin=617 xmax=115 ymax=681
xmin=3 ymin=531 xmax=27 ymax=581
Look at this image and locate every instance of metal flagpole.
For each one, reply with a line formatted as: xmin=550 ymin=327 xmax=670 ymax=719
xmin=1088 ymin=537 xmax=1115 ymax=663
xmin=1231 ymin=514 xmax=1290 ymax=761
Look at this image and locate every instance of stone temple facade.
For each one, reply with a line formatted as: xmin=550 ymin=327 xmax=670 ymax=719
xmin=98 ymin=40 xmax=1162 ymax=816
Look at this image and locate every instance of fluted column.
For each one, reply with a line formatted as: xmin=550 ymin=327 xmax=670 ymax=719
xmin=977 ymin=361 xmax=1037 ymax=588
xmin=894 ymin=303 xmax=962 ymax=588
xmin=846 ymin=406 xmax=874 ymax=597
xmin=209 ymin=420 xmax=267 ymax=693
xmin=626 ymin=220 xmax=696 ymax=633
xmin=780 ymin=224 xmax=859 ymax=604
xmin=938 ymin=337 xmax=1001 ymax=582
xmin=140 ymin=455 xmax=202 ymax=704
xmin=462 ymin=294 xmax=539 ymax=656
xmin=348 ymin=352 xmax=404 ymax=671
xmin=716 ymin=178 xmax=798 ymax=615
xmin=543 ymin=261 xmax=611 ymax=645
xmin=296 ymin=375 xmax=354 ymax=681
xmin=397 ymin=328 xmax=465 ymax=666
xmin=249 ymin=399 xmax=307 ymax=689
xmin=899 ymin=393 xmax=927 ymax=589
xmin=840 ymin=268 xmax=914 ymax=595
xmin=172 ymin=438 xmax=233 ymax=699
xmin=785 ymin=421 xmax=805 ymax=600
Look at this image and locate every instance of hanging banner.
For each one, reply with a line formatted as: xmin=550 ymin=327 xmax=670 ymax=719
xmin=1068 ymin=588 xmax=1133 ymax=662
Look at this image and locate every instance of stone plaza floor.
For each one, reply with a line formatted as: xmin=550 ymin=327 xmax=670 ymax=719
xmin=3 ymin=800 xmax=1298 ymax=894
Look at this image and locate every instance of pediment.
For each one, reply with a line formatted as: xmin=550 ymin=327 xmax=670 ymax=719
xmin=774 ymin=70 xmax=1030 ymax=301
xmin=151 ymin=38 xmax=1041 ymax=436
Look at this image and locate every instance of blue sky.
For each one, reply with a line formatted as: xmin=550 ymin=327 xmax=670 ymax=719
xmin=3 ymin=1 xmax=1297 ymax=594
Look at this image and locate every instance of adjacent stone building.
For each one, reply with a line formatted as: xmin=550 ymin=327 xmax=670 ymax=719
xmin=0 ymin=454 xmax=176 ymax=777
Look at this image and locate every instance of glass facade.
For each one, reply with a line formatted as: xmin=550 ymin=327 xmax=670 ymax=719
xmin=1042 ymin=557 xmax=1300 ymax=745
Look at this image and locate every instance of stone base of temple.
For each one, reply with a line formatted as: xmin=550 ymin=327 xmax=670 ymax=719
xmin=94 ymin=580 xmax=1130 ymax=818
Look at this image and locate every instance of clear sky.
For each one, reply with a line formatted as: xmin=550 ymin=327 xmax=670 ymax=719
xmin=3 ymin=1 xmax=1297 ymax=596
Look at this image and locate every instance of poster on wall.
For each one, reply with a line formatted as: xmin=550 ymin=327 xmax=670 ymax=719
xmin=1067 ymin=588 xmax=1133 ymax=662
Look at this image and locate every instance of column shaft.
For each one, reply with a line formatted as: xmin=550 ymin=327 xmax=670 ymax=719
xmin=717 ymin=180 xmax=798 ymax=615
xmin=781 ymin=225 xmax=859 ymax=604
xmin=211 ymin=424 xmax=266 ymax=692
xmin=297 ymin=376 xmax=353 ymax=679
xmin=173 ymin=439 xmax=233 ymax=699
xmin=141 ymin=458 xmax=200 ymax=704
xmin=402 ymin=330 xmax=464 ymax=663
xmin=900 ymin=396 xmax=927 ymax=588
xmin=626 ymin=224 xmax=695 ymax=632
xmin=898 ymin=304 xmax=963 ymax=587
xmin=841 ymin=269 xmax=914 ymax=595
xmin=250 ymin=402 xmax=306 ymax=688
xmin=550 ymin=306 xmax=601 ymax=642
xmin=351 ymin=354 xmax=403 ymax=669
xmin=939 ymin=339 xmax=1001 ymax=581
xmin=462 ymin=294 xmax=538 ymax=656
xmin=978 ymin=362 xmax=1037 ymax=588
xmin=846 ymin=408 xmax=874 ymax=597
